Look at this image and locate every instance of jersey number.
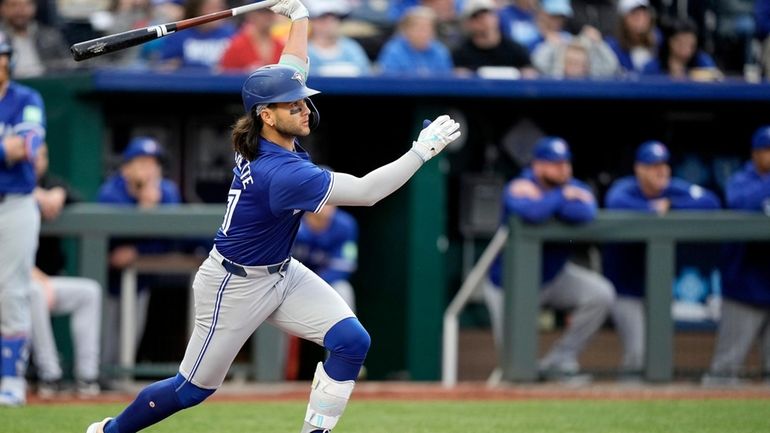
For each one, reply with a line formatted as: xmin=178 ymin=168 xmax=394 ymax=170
xmin=221 ymin=189 xmax=241 ymax=236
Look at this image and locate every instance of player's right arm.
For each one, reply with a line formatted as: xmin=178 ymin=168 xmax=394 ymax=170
xmin=272 ymin=0 xmax=310 ymax=78
xmin=327 ymin=115 xmax=461 ymax=207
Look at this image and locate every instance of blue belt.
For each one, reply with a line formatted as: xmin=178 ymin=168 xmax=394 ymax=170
xmin=220 ymin=258 xmax=289 ymax=277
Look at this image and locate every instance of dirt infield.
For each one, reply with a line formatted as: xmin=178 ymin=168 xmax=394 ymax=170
xmin=26 ymin=381 xmax=770 ymax=405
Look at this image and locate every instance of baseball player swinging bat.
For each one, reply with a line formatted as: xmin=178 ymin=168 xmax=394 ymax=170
xmin=70 ymin=0 xmax=280 ymax=61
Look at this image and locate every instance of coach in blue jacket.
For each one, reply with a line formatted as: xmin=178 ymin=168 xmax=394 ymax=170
xmin=603 ymin=141 xmax=720 ymax=377
xmin=486 ymin=137 xmax=615 ymax=381
xmin=704 ymin=126 xmax=770 ymax=384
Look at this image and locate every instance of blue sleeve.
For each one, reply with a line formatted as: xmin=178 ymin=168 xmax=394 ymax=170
xmin=505 ymin=187 xmax=563 ymax=223
xmin=694 ymin=51 xmax=716 ymax=68
xmin=726 ymin=172 xmax=770 ymax=210
xmin=557 ymin=183 xmax=597 ymax=223
xmin=97 ymin=177 xmax=131 ymax=204
xmin=0 ymin=140 xmax=5 ymax=164
xmin=160 ymin=180 xmax=182 ymax=204
xmin=757 ymin=0 xmax=770 ymax=39
xmin=13 ymin=89 xmax=46 ymax=139
xmin=605 ymin=180 xmax=655 ymax=211
xmin=667 ymin=180 xmax=721 ymax=209
xmin=269 ymin=161 xmax=332 ymax=215
xmin=641 ymin=59 xmax=661 ymax=75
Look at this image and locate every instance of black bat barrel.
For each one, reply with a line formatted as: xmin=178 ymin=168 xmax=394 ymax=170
xmin=70 ymin=24 xmax=177 ymax=61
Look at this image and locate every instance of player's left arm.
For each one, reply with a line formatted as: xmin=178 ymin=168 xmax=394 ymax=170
xmin=557 ymin=181 xmax=597 ymax=223
xmin=327 ymin=116 xmax=461 ymax=207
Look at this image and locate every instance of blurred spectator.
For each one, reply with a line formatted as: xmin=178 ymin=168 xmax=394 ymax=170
xmin=712 ymin=0 xmax=755 ymax=75
xmin=532 ymin=25 xmax=618 ymax=78
xmin=376 ymin=5 xmax=453 ymax=75
xmin=498 ymin=0 xmax=541 ymax=52
xmin=703 ymin=126 xmax=770 ymax=385
xmin=219 ymin=6 xmax=282 ymax=72
xmin=485 ymin=137 xmax=615 ymax=382
xmin=603 ymin=141 xmax=720 ymax=379
xmin=0 ymin=0 xmax=74 ymax=77
xmin=305 ymin=0 xmax=370 ymax=76
xmin=29 ymin=144 xmax=102 ymax=398
xmin=96 ymin=137 xmax=182 ymax=367
xmin=159 ymin=0 xmax=236 ymax=71
xmin=570 ymin=0 xmax=617 ymax=37
xmin=293 ymin=204 xmax=358 ymax=311
xmin=89 ymin=0 xmax=153 ymax=66
xmin=452 ymin=0 xmax=535 ymax=78
xmin=421 ymin=0 xmax=463 ymax=49
xmin=756 ymin=0 xmax=770 ymax=79
xmin=605 ymin=0 xmax=660 ymax=74
xmin=641 ymin=18 xmax=720 ymax=80
xmin=530 ymin=0 xmax=574 ymax=52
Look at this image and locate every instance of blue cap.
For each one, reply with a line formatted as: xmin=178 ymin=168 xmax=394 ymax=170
xmin=635 ymin=140 xmax=670 ymax=164
xmin=542 ymin=0 xmax=573 ymax=17
xmin=751 ymin=126 xmax=770 ymax=150
xmin=122 ymin=137 xmax=164 ymax=163
xmin=533 ymin=137 xmax=571 ymax=162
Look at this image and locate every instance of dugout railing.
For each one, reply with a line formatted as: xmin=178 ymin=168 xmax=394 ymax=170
xmin=442 ymin=211 xmax=770 ymax=386
xmin=40 ymin=203 xmax=286 ymax=383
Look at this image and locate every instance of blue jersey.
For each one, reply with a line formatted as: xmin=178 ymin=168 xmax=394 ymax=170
xmin=160 ymin=24 xmax=237 ymax=70
xmin=489 ymin=169 xmax=597 ymax=287
xmin=721 ymin=162 xmax=770 ymax=306
xmin=602 ymin=176 xmax=721 ymax=297
xmin=0 ymin=82 xmax=46 ymax=194
xmin=97 ymin=173 xmax=182 ymax=255
xmin=214 ymin=138 xmax=333 ymax=266
xmin=293 ymin=209 xmax=358 ymax=284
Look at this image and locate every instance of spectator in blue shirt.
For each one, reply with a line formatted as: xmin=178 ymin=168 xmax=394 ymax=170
xmin=603 ymin=141 xmax=720 ymax=378
xmin=703 ymin=126 xmax=770 ymax=385
xmin=498 ymin=0 xmax=540 ymax=51
xmin=605 ymin=0 xmax=660 ymax=74
xmin=641 ymin=18 xmax=720 ymax=80
xmin=307 ymin=0 xmax=371 ymax=77
xmin=376 ymin=5 xmax=454 ymax=75
xmin=97 ymin=136 xmax=182 ymax=367
xmin=158 ymin=0 xmax=237 ymax=71
xmin=485 ymin=137 xmax=615 ymax=382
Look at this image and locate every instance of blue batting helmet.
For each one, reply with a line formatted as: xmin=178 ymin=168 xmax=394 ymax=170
xmin=751 ymin=125 xmax=770 ymax=150
xmin=635 ymin=140 xmax=670 ymax=164
xmin=241 ymin=64 xmax=321 ymax=129
xmin=533 ymin=137 xmax=571 ymax=162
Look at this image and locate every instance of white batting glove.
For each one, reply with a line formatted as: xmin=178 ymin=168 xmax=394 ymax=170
xmin=269 ymin=0 xmax=309 ymax=21
xmin=410 ymin=115 xmax=461 ymax=163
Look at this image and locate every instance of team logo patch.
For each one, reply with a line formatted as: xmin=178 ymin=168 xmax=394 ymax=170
xmin=291 ymin=71 xmax=305 ymax=86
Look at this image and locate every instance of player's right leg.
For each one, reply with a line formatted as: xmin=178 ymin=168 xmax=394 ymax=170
xmin=610 ymin=295 xmax=645 ymax=375
xmin=87 ymin=251 xmax=285 ymax=433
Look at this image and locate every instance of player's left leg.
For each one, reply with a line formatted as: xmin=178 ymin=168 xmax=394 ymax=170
xmin=539 ymin=262 xmax=615 ymax=374
xmin=268 ymin=260 xmax=369 ymax=433
xmin=50 ymin=276 xmax=102 ymax=394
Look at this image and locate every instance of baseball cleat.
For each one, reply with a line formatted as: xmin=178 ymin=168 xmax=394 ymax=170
xmin=0 ymin=390 xmax=25 ymax=407
xmin=85 ymin=417 xmax=112 ymax=433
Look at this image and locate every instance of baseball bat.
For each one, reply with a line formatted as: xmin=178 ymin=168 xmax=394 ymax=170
xmin=70 ymin=0 xmax=280 ymax=61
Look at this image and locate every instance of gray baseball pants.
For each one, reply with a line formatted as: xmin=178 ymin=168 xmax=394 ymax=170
xmin=0 ymin=194 xmax=39 ymax=336
xmin=29 ymin=277 xmax=102 ymax=381
xmin=610 ymin=296 xmax=645 ymax=371
xmin=485 ymin=262 xmax=615 ymax=371
xmin=179 ymin=247 xmax=354 ymax=389
xmin=709 ymin=298 xmax=770 ymax=376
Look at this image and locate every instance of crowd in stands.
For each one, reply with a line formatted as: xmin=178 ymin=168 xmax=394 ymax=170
xmin=2 ymin=0 xmax=770 ymax=80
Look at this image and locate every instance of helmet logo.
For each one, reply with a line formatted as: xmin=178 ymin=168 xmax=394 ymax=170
xmin=291 ymin=71 xmax=305 ymax=86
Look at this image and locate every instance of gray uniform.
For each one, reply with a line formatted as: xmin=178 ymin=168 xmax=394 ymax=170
xmin=29 ymin=277 xmax=102 ymax=382
xmin=179 ymin=247 xmax=354 ymax=389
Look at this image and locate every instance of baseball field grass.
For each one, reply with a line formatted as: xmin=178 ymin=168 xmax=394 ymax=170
xmin=3 ymin=399 xmax=770 ymax=433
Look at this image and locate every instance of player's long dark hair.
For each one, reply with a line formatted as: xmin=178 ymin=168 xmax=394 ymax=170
xmin=232 ymin=109 xmax=263 ymax=161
